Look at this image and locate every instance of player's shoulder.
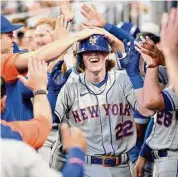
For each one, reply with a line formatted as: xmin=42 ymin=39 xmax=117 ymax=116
xmin=108 ymin=69 xmax=130 ymax=82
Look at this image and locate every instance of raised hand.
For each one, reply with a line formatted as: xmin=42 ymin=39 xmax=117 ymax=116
xmin=48 ymin=60 xmax=72 ymax=95
xmin=135 ymin=36 xmax=165 ymax=68
xmin=120 ymin=37 xmax=141 ymax=77
xmin=75 ymin=28 xmax=104 ymax=41
xmin=160 ymin=8 xmax=178 ymax=56
xmin=59 ymin=0 xmax=74 ymax=22
xmin=81 ymin=4 xmax=106 ymax=27
xmin=86 ymin=26 xmax=124 ymax=53
xmin=50 ymin=15 xmax=69 ymax=41
xmin=18 ymin=56 xmax=47 ymax=92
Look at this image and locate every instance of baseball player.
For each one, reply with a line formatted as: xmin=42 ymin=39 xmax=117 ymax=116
xmin=134 ymin=35 xmax=178 ymax=177
xmin=51 ymin=33 xmax=154 ymax=177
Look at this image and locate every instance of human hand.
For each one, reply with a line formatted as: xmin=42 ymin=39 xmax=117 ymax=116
xmin=61 ymin=123 xmax=87 ymax=152
xmin=160 ymin=8 xmax=178 ymax=57
xmin=92 ymin=27 xmax=124 ymax=53
xmin=48 ymin=60 xmax=72 ymax=95
xmin=135 ymin=36 xmax=165 ymax=68
xmin=120 ymin=37 xmax=140 ymax=76
xmin=134 ymin=156 xmax=146 ymax=177
xmin=81 ymin=4 xmax=106 ymax=27
xmin=18 ymin=56 xmax=47 ymax=92
xmin=75 ymin=28 xmax=104 ymax=41
xmin=50 ymin=15 xmax=69 ymax=41
xmin=60 ymin=0 xmax=74 ymax=22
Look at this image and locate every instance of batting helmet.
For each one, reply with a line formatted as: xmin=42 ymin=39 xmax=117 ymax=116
xmin=77 ymin=34 xmax=110 ymax=55
xmin=76 ymin=34 xmax=110 ymax=72
xmin=117 ymin=22 xmax=140 ymax=39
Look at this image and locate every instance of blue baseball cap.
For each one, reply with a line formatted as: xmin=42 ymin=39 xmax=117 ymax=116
xmin=77 ymin=34 xmax=110 ymax=54
xmin=1 ymin=15 xmax=24 ymax=33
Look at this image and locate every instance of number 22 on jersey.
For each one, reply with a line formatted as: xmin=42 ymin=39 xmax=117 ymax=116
xmin=115 ymin=120 xmax=134 ymax=140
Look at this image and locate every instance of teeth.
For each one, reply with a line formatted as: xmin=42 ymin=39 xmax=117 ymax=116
xmin=89 ymin=59 xmax=99 ymax=62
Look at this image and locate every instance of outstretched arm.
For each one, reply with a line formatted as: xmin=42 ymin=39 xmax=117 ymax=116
xmin=120 ymin=38 xmax=154 ymax=116
xmin=2 ymin=28 xmax=104 ymax=74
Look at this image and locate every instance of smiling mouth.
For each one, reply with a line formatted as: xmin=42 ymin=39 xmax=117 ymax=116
xmin=89 ymin=58 xmax=100 ymax=63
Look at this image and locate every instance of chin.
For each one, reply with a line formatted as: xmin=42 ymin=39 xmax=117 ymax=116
xmin=89 ymin=66 xmax=103 ymax=73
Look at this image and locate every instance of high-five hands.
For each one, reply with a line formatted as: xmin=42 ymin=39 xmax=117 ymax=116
xmin=135 ymin=36 xmax=165 ymax=68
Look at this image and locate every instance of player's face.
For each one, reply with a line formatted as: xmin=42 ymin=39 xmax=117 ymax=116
xmin=82 ymin=51 xmax=108 ymax=73
xmin=23 ymin=29 xmax=36 ymax=51
xmin=34 ymin=24 xmax=53 ymax=49
xmin=0 ymin=33 xmax=14 ymax=54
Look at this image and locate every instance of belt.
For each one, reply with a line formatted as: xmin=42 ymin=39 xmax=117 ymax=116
xmin=85 ymin=154 xmax=128 ymax=167
xmin=152 ymin=149 xmax=168 ymax=159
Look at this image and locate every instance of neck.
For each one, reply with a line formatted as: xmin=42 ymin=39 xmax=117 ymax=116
xmin=85 ymin=68 xmax=106 ymax=83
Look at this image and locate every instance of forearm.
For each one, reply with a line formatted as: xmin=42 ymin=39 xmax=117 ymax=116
xmin=143 ymin=67 xmax=164 ymax=110
xmin=135 ymin=88 xmax=154 ymax=117
xmin=16 ymin=34 xmax=79 ymax=71
xmin=104 ymin=23 xmax=131 ymax=42
xmin=165 ymin=53 xmax=178 ymax=95
xmin=34 ymin=94 xmax=52 ymax=124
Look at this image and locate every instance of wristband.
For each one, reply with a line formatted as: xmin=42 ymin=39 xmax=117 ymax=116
xmin=34 ymin=90 xmax=47 ymax=96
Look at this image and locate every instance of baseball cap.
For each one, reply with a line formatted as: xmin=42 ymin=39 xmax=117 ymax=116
xmin=1 ymin=15 xmax=24 ymax=33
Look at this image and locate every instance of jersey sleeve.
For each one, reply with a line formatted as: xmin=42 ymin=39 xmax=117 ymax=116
xmin=1 ymin=54 xmax=27 ymax=82
xmin=54 ymin=84 xmax=72 ymax=123
xmin=104 ymin=23 xmax=131 ymax=42
xmin=0 ymin=116 xmax=52 ymax=149
xmin=162 ymin=86 xmax=178 ymax=111
xmin=132 ymin=109 xmax=150 ymax=124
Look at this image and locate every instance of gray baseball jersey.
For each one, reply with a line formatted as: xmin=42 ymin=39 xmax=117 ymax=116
xmin=55 ymin=70 xmax=138 ymax=156
xmin=146 ymin=86 xmax=178 ymax=150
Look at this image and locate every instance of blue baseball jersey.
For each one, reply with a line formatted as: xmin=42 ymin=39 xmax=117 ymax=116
xmin=1 ymin=80 xmax=33 ymax=122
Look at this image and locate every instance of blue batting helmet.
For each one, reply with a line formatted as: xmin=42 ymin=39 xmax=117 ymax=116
xmin=77 ymin=34 xmax=110 ymax=55
xmin=76 ymin=34 xmax=110 ymax=72
xmin=117 ymin=22 xmax=140 ymax=39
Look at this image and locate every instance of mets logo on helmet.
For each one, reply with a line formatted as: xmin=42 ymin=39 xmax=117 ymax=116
xmin=89 ymin=36 xmax=98 ymax=45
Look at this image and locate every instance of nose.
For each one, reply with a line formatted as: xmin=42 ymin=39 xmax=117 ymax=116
xmin=90 ymin=52 xmax=97 ymax=56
